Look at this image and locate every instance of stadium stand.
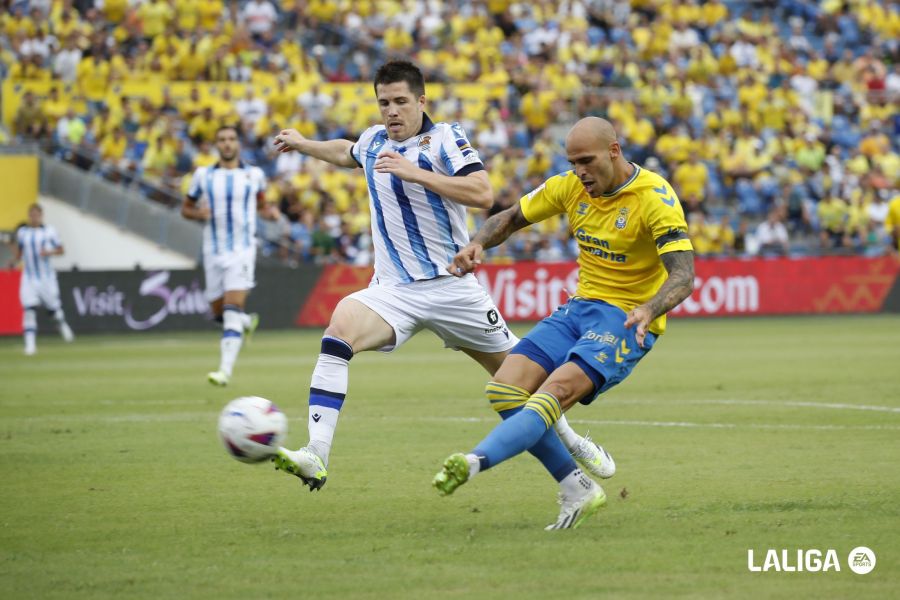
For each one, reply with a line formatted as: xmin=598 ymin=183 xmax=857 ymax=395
xmin=1 ymin=0 xmax=897 ymax=265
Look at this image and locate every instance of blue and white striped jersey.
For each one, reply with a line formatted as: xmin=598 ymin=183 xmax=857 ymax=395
xmin=350 ymin=114 xmax=484 ymax=284
xmin=16 ymin=225 xmax=61 ymax=280
xmin=187 ymin=162 xmax=267 ymax=256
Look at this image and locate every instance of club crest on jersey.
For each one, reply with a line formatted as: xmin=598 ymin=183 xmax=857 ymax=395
xmin=615 ymin=207 xmax=629 ymax=230
xmin=418 ymin=135 xmax=431 ymax=151
xmin=576 ymin=202 xmax=589 ymax=216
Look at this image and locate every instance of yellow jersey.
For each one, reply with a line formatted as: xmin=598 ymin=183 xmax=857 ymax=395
xmin=520 ymin=165 xmax=693 ymax=335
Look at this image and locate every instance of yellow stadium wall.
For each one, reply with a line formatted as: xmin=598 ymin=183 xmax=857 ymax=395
xmin=0 ymin=155 xmax=38 ymax=230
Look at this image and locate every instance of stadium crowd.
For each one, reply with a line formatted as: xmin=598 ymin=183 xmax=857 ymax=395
xmin=2 ymin=0 xmax=898 ymax=265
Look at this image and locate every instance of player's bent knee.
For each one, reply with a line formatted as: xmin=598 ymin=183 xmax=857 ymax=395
xmin=494 ymin=353 xmax=548 ymax=393
xmin=540 ymin=373 xmax=594 ymax=408
xmin=325 ymin=298 xmax=394 ymax=352
xmin=323 ymin=305 xmax=357 ymax=345
xmin=485 ymin=381 xmax=528 ymax=413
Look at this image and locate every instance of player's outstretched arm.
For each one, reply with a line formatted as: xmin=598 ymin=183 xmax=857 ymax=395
xmin=374 ymin=151 xmax=493 ymax=209
xmin=448 ymin=203 xmax=530 ymax=276
xmin=625 ymin=250 xmax=695 ymax=346
xmin=273 ymin=129 xmax=358 ymax=169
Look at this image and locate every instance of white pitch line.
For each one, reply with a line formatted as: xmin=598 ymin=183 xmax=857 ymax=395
xmin=680 ymin=399 xmax=900 ymax=414
xmin=402 ymin=415 xmax=900 ymax=432
xmin=4 ymin=412 xmax=900 ymax=431
xmin=442 ymin=397 xmax=900 ymax=414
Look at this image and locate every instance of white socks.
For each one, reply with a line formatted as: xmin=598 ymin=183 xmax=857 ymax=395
xmin=465 ymin=453 xmax=482 ymax=479
xmin=23 ymin=309 xmax=37 ymax=354
xmin=559 ymin=468 xmax=594 ymax=498
xmin=219 ymin=306 xmax=244 ymax=376
xmin=553 ymin=416 xmax=582 ymax=451
xmin=307 ymin=336 xmax=353 ymax=465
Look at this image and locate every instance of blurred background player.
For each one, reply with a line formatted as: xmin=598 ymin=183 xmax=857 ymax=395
xmin=181 ymin=125 xmax=271 ymax=386
xmin=435 ymin=118 xmax=695 ymax=529
xmin=271 ymin=61 xmax=612 ymax=492
xmin=11 ymin=204 xmax=74 ymax=355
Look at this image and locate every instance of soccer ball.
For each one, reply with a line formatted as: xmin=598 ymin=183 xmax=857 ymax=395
xmin=218 ymin=396 xmax=288 ymax=463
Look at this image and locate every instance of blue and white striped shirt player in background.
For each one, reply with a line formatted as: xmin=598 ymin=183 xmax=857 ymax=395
xmin=270 ymin=61 xmax=612 ymax=498
xmin=182 ymin=124 xmax=275 ymax=387
xmin=12 ymin=203 xmax=75 ymax=355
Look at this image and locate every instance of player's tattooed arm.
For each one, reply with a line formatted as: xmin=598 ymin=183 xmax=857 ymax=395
xmin=647 ymin=250 xmax=695 ymax=319
xmin=447 ymin=204 xmax=530 ymax=276
xmin=472 ymin=204 xmax=531 ymax=250
xmin=624 ymin=250 xmax=695 ymax=346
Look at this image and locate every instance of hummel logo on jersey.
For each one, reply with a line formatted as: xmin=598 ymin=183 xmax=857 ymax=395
xmin=312 ymin=414 xmax=322 ymax=423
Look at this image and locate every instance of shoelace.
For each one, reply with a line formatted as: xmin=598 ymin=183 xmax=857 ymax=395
xmin=574 ymin=432 xmax=597 ymax=457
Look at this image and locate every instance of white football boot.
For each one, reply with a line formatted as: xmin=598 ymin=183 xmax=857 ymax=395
xmin=569 ymin=434 xmax=616 ymax=479
xmin=545 ymin=480 xmax=607 ymax=530
xmin=272 ymin=447 xmax=328 ymax=491
xmin=207 ymin=370 xmax=229 ymax=386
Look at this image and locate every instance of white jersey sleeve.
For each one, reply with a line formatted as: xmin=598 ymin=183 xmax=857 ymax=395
xmin=45 ymin=225 xmax=62 ymax=249
xmin=351 ymin=125 xmax=384 ymax=167
xmin=187 ymin=167 xmax=206 ymax=201
xmin=252 ymin=165 xmax=267 ymax=196
xmin=432 ymin=122 xmax=484 ymax=177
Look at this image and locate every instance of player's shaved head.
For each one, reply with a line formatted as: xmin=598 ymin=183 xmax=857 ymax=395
xmin=565 ymin=117 xmax=629 ymax=197
xmin=566 ymin=117 xmax=618 ymax=149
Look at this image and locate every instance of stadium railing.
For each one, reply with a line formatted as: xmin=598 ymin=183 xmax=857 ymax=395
xmin=36 ymin=150 xmax=202 ymax=260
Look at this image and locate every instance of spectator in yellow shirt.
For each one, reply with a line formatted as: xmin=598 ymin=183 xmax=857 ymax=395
xmin=859 ymin=121 xmax=890 ymax=159
xmin=673 ymin=151 xmax=709 ymax=206
xmin=142 ymin=136 xmax=176 ymax=179
xmin=519 ymin=83 xmax=555 ymax=140
xmin=13 ymin=91 xmax=46 ymax=139
xmin=193 ymin=141 xmax=218 ymax=168
xmin=189 ymin=107 xmax=221 ymax=143
xmin=818 ymin=195 xmax=849 ymax=251
xmin=77 ymin=55 xmax=111 ymax=109
xmin=41 ymin=88 xmax=69 ymax=130
xmin=100 ymin=128 xmax=128 ymax=162
xmin=139 ymin=0 xmax=175 ymax=40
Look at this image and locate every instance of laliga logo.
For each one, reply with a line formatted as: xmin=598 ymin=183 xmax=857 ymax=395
xmin=747 ymin=547 xmax=875 ymax=574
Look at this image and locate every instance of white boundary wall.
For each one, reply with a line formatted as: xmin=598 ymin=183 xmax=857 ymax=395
xmin=40 ymin=196 xmax=195 ymax=271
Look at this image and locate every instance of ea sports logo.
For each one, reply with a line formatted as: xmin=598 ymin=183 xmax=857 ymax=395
xmin=848 ymin=547 xmax=876 ymax=575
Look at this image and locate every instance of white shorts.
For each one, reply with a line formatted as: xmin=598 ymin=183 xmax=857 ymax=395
xmin=203 ymin=250 xmax=256 ymax=301
xmin=347 ymin=274 xmax=518 ymax=353
xmin=20 ymin=275 xmax=62 ymax=311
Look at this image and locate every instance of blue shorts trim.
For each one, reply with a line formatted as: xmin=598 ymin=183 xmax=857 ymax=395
xmin=514 ymin=299 xmax=658 ymax=404
xmin=509 ymin=338 xmax=555 ymax=375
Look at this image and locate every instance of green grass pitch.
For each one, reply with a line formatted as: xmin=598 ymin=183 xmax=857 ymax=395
xmin=1 ymin=316 xmax=898 ymax=599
